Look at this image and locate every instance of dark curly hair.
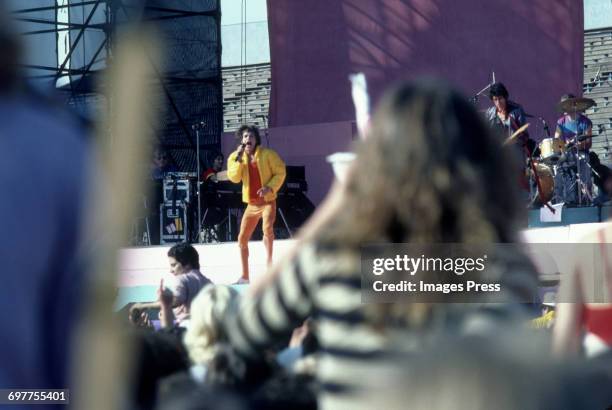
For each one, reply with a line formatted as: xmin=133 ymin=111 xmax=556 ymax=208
xmin=489 ymin=82 xmax=509 ymax=100
xmin=235 ymin=125 xmax=261 ymax=147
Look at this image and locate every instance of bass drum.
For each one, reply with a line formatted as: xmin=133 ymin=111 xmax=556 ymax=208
xmin=529 ymin=162 xmax=555 ymax=205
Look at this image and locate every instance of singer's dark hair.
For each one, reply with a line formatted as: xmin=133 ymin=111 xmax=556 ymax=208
xmin=235 ymin=125 xmax=261 ymax=146
xmin=489 ymin=82 xmax=509 ymax=100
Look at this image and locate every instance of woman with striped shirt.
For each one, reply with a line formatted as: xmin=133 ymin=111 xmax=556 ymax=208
xmin=224 ymin=80 xmax=538 ymax=410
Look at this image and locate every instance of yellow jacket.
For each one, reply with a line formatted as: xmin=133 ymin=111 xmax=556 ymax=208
xmin=227 ymin=146 xmax=286 ymax=203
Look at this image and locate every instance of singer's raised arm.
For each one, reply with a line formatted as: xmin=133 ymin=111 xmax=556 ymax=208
xmin=227 ymin=149 xmax=245 ymax=183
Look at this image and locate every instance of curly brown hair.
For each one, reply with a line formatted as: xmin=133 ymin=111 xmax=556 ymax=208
xmin=320 ymin=79 xmax=523 ymax=246
xmin=317 ymin=80 xmax=534 ymax=326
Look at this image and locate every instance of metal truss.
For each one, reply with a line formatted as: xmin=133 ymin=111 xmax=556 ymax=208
xmin=13 ymin=1 xmax=217 ymax=86
xmin=12 ymin=0 xmax=222 ymax=170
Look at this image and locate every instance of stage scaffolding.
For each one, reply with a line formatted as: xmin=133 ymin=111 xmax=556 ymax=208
xmin=11 ymin=0 xmax=223 ymax=171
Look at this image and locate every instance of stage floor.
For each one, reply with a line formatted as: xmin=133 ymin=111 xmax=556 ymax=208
xmin=117 ymin=221 xmax=612 ymax=309
xmin=116 ymin=239 xmax=297 ymax=309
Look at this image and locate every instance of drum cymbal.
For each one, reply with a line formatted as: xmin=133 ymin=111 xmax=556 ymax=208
xmin=557 ymin=97 xmax=596 ymax=113
xmin=503 ymin=123 xmax=530 ymax=146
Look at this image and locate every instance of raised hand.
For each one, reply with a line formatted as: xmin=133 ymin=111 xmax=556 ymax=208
xmin=157 ymin=278 xmax=173 ymax=307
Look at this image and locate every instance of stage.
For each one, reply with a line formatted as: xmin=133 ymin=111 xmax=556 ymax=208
xmin=116 ymin=217 xmax=612 ymax=309
xmin=116 ymin=239 xmax=297 ymax=309
xmin=528 ymin=205 xmax=612 ymax=228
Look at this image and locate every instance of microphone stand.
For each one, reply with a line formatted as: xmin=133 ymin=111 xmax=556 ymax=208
xmin=469 ymin=72 xmax=496 ymax=104
xmin=192 ymin=122 xmax=205 ymax=243
xmin=470 ymin=82 xmax=493 ymax=104
xmin=540 ymin=117 xmax=551 ymax=138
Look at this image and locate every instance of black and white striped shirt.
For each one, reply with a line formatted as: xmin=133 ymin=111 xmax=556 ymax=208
xmin=225 ymin=243 xmax=537 ymax=410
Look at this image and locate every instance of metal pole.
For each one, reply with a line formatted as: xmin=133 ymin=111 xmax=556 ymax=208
xmin=194 ymin=123 xmax=203 ymax=243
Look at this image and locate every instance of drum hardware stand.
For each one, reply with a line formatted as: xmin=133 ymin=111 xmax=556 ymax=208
xmin=193 ymin=208 xmax=210 ymax=243
xmin=563 ymin=138 xmax=594 ymax=206
xmin=566 ymin=101 xmax=595 ymax=206
xmin=599 ymin=124 xmax=611 ymax=159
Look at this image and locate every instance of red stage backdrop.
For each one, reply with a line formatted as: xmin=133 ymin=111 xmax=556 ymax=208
xmin=266 ymin=0 xmax=584 ymax=135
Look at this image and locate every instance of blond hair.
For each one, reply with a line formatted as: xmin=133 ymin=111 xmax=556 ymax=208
xmin=183 ymin=285 xmax=239 ymax=364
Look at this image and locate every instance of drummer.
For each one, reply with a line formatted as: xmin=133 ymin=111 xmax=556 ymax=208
xmin=554 ymin=93 xmax=593 ymax=150
xmin=486 ymin=82 xmax=537 ymax=156
xmin=554 ymin=94 xmax=594 ymax=204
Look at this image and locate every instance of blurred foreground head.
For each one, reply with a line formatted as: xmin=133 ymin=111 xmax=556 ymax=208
xmin=325 ymin=79 xmax=521 ymax=244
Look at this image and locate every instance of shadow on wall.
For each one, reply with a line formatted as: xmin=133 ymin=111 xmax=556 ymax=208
xmin=268 ymin=0 xmax=583 ymax=139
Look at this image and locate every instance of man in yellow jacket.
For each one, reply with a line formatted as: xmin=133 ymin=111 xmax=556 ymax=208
xmin=228 ymin=125 xmax=286 ymax=283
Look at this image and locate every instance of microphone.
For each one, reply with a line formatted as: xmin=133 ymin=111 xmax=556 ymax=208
xmin=540 ymin=117 xmax=551 ymax=137
xmin=191 ymin=122 xmax=206 ymax=130
xmin=235 ymin=143 xmax=246 ymax=162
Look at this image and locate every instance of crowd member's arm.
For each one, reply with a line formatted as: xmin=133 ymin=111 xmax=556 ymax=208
xmin=158 ymin=279 xmax=175 ymax=329
xmin=129 ymin=280 xmax=181 ymax=317
xmin=552 ymin=268 xmax=584 ymax=356
xmin=225 ymin=244 xmax=318 ymax=359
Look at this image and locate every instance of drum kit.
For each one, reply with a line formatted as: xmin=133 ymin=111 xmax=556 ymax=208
xmin=523 ymin=97 xmax=597 ymax=208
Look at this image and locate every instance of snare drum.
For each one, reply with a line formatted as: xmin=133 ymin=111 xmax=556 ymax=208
xmin=539 ymin=138 xmax=566 ymax=163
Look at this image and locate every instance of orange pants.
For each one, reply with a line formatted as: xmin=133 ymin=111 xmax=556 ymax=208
xmin=238 ymin=200 xmax=276 ymax=280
